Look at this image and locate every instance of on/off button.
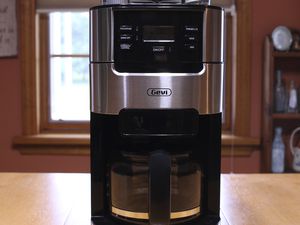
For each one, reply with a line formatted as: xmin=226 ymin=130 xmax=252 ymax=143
xmin=120 ymin=34 xmax=133 ymax=41
xmin=152 ymin=46 xmax=166 ymax=53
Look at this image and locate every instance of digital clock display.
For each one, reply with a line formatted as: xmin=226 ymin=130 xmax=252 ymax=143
xmin=143 ymin=26 xmax=175 ymax=42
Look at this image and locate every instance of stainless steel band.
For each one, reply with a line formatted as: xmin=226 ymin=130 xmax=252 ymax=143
xmin=90 ymin=63 xmax=223 ymax=115
xmin=90 ymin=6 xmax=224 ymax=63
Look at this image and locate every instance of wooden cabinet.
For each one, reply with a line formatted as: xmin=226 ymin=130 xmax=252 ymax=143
xmin=262 ymin=36 xmax=300 ymax=172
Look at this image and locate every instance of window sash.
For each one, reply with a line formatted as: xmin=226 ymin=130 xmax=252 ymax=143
xmin=39 ymin=13 xmax=89 ymax=132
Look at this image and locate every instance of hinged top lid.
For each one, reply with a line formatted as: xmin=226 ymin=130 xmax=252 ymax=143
xmin=102 ymin=0 xmax=210 ymax=5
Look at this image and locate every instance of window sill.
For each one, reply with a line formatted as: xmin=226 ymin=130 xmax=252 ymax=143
xmin=221 ymin=134 xmax=261 ymax=157
xmin=13 ymin=133 xmax=260 ymax=156
xmin=13 ymin=134 xmax=90 ymax=155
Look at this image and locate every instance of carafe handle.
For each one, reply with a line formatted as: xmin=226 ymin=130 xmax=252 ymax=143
xmin=149 ymin=150 xmax=171 ymax=225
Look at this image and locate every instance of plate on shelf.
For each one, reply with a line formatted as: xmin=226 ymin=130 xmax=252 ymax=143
xmin=272 ymin=26 xmax=293 ymax=51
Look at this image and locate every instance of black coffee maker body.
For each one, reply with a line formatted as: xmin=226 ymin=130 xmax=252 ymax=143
xmin=90 ymin=1 xmax=224 ymax=225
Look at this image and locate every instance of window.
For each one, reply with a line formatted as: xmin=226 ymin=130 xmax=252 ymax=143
xmin=15 ymin=0 xmax=259 ymax=155
xmin=38 ymin=12 xmax=90 ymax=134
xmin=49 ymin=12 xmax=89 ymax=121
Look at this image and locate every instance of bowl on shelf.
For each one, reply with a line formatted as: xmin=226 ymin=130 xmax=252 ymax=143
xmin=272 ymin=26 xmax=293 ymax=51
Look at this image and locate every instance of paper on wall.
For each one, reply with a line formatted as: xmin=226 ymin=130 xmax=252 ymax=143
xmin=0 ymin=0 xmax=17 ymax=57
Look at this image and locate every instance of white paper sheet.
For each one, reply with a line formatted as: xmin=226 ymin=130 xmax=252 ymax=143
xmin=0 ymin=0 xmax=17 ymax=57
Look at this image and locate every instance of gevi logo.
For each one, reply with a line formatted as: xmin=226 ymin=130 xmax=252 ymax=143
xmin=147 ymin=88 xmax=172 ymax=97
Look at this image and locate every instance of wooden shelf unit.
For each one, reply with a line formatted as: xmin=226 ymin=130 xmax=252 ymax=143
xmin=262 ymin=36 xmax=300 ymax=172
xmin=273 ymin=51 xmax=300 ymax=58
xmin=272 ymin=113 xmax=300 ymax=120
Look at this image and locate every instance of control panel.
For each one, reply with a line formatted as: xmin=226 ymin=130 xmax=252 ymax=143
xmin=113 ymin=7 xmax=204 ymax=73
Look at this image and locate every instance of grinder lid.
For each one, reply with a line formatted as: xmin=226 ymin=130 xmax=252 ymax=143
xmin=102 ymin=0 xmax=211 ymax=5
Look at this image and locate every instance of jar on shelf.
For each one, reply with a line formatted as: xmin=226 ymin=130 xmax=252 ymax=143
xmin=272 ymin=127 xmax=285 ymax=173
xmin=287 ymin=80 xmax=298 ymax=113
xmin=274 ymin=70 xmax=286 ymax=113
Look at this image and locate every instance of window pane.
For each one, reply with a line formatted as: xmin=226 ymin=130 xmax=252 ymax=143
xmin=50 ymin=12 xmax=89 ymax=55
xmin=50 ymin=57 xmax=89 ymax=121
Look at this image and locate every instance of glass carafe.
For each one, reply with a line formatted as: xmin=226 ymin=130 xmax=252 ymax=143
xmin=110 ymin=151 xmax=202 ymax=224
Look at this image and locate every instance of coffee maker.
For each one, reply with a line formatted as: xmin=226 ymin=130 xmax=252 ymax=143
xmin=90 ymin=0 xmax=224 ymax=224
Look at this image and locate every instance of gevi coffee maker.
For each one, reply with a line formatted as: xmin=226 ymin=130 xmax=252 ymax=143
xmin=90 ymin=0 xmax=224 ymax=224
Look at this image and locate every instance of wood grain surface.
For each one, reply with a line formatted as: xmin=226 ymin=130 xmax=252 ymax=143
xmin=0 ymin=173 xmax=91 ymax=225
xmin=221 ymin=174 xmax=300 ymax=225
xmin=0 ymin=173 xmax=299 ymax=225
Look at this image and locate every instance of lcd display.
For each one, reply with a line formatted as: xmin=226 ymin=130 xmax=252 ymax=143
xmin=143 ymin=26 xmax=175 ymax=42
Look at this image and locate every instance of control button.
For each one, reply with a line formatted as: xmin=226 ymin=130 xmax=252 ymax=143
xmin=185 ymin=26 xmax=199 ymax=32
xmin=120 ymin=43 xmax=133 ymax=50
xmin=152 ymin=46 xmax=166 ymax=53
xmin=120 ymin=25 xmax=134 ymax=31
xmin=185 ymin=35 xmax=198 ymax=42
xmin=184 ymin=44 xmax=196 ymax=50
xmin=120 ymin=34 xmax=133 ymax=41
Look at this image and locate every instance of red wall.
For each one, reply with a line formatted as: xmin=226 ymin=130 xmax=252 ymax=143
xmin=221 ymin=0 xmax=300 ymax=173
xmin=251 ymin=0 xmax=300 ymax=138
xmin=1 ymin=0 xmax=300 ymax=173
xmin=0 ymin=59 xmax=89 ymax=172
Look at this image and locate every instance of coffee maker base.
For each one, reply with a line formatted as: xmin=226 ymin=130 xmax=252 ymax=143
xmin=92 ymin=215 xmax=221 ymax=225
xmin=91 ymin=112 xmax=221 ymax=225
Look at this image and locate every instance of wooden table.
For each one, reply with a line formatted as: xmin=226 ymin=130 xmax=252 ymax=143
xmin=0 ymin=173 xmax=300 ymax=225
